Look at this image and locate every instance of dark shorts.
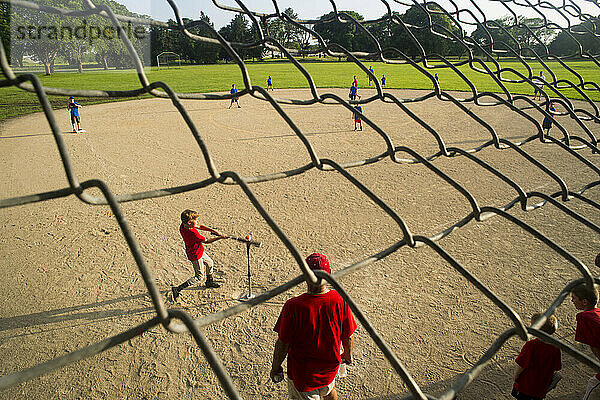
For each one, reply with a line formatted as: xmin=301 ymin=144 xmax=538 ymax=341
xmin=70 ymin=114 xmax=80 ymax=124
xmin=542 ymin=121 xmax=552 ymax=129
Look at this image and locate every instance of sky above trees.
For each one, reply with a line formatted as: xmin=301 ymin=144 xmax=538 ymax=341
xmin=115 ymin=0 xmax=598 ymax=33
xmin=115 ymin=0 xmax=541 ymax=31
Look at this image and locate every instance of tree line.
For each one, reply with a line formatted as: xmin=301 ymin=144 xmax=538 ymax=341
xmin=151 ymin=6 xmax=599 ymax=64
xmin=1 ymin=0 xmax=597 ymax=75
xmin=3 ymin=0 xmax=149 ymax=75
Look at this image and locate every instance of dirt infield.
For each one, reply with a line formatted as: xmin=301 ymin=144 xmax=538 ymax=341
xmin=0 ymin=88 xmax=598 ymax=399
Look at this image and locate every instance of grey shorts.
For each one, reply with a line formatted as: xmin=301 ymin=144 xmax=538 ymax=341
xmin=287 ymin=379 xmax=335 ymax=400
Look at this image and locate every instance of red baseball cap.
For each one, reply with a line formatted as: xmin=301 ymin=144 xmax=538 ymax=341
xmin=305 ymin=253 xmax=331 ymax=274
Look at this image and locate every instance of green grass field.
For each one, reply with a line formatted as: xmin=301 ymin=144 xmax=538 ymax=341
xmin=1 ymin=60 xmax=599 ymax=123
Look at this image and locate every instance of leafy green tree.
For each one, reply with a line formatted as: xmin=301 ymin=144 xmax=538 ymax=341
xmin=398 ymin=4 xmax=462 ymax=58
xmin=549 ymin=21 xmax=600 ymax=57
xmin=10 ymin=0 xmax=66 ymax=74
xmin=471 ymin=16 xmax=556 ymax=59
xmin=368 ymin=6 xmax=463 ymax=59
xmin=268 ymin=8 xmax=302 ymax=51
xmin=298 ymin=24 xmax=313 ymax=58
xmin=151 ymin=19 xmax=177 ymax=65
xmin=218 ymin=13 xmax=254 ymax=61
xmin=92 ymin=0 xmax=148 ymax=69
xmin=0 ymin=3 xmax=10 ymax=63
xmin=193 ymin=12 xmax=220 ymax=64
xmin=313 ymin=11 xmax=371 ymax=55
xmin=9 ymin=0 xmax=147 ymax=73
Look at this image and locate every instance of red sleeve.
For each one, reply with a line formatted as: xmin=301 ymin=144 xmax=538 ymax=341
xmin=274 ymin=301 xmax=294 ymax=344
xmin=189 ymin=228 xmax=206 ymax=242
xmin=575 ymin=312 xmax=600 ymax=347
xmin=515 ymin=341 xmax=532 ymax=369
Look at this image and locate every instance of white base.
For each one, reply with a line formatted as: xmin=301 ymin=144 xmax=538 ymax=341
xmin=238 ymin=291 xmax=257 ymax=301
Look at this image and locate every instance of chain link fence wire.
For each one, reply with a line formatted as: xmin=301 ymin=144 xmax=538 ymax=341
xmin=0 ymin=0 xmax=599 ymax=398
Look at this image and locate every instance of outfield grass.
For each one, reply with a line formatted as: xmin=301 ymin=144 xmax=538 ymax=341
xmin=1 ymin=60 xmax=599 ymax=123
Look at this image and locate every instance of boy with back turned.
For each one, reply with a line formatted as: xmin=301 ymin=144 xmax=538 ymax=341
xmin=511 ymin=313 xmax=562 ymax=400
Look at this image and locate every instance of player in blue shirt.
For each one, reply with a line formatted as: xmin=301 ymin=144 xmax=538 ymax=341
xmin=368 ymin=66 xmax=374 ymax=86
xmin=267 ymin=75 xmax=273 ymax=91
xmin=434 ymin=73 xmax=439 ymax=85
xmin=67 ymin=96 xmax=83 ymax=132
xmin=542 ymin=104 xmax=556 ymax=134
xmin=381 ymin=74 xmax=386 ymax=86
xmin=353 ymin=104 xmax=363 ymax=131
xmin=349 ymin=84 xmax=360 ymax=101
xmin=229 ymin=84 xmax=241 ymax=109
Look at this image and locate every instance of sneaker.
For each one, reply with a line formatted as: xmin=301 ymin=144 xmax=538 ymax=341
xmin=171 ymin=286 xmax=180 ymax=301
xmin=205 ymin=279 xmax=221 ymax=289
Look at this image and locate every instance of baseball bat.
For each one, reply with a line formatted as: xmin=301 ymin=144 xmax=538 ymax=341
xmin=228 ymin=236 xmax=262 ymax=248
xmin=210 ymin=232 xmax=262 ymax=247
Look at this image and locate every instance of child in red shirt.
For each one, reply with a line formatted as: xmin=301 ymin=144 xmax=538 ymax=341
xmin=171 ymin=209 xmax=228 ymax=301
xmin=571 ymin=280 xmax=600 ymax=400
xmin=512 ymin=313 xmax=562 ymax=400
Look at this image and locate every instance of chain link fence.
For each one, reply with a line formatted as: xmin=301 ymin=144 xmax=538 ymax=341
xmin=0 ymin=0 xmax=599 ymax=398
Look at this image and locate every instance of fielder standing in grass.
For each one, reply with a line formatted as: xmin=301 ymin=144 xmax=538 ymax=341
xmin=368 ymin=65 xmax=374 ymax=86
xmin=267 ymin=75 xmax=274 ymax=91
xmin=270 ymin=253 xmax=357 ymax=400
xmin=534 ymin=71 xmax=545 ymax=101
xmin=381 ymin=74 xmax=386 ymax=87
xmin=171 ymin=209 xmax=227 ymax=301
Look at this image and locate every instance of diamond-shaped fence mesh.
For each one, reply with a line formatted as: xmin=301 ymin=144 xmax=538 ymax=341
xmin=0 ymin=0 xmax=599 ymax=398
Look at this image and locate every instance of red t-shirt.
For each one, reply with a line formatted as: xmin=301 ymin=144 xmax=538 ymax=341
xmin=575 ymin=308 xmax=600 ymax=379
xmin=514 ymin=338 xmax=561 ymax=398
xmin=274 ymin=290 xmax=357 ymax=392
xmin=179 ymin=224 xmax=205 ymax=261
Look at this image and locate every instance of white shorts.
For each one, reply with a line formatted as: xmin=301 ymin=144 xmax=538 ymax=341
xmin=287 ymin=379 xmax=335 ymax=400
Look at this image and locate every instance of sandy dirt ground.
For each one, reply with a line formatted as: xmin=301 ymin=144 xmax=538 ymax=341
xmin=0 ymin=88 xmax=599 ymax=399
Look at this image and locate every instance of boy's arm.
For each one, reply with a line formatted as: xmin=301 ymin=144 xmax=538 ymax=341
xmin=204 ymin=235 xmax=228 ymax=244
xmin=270 ymin=338 xmax=289 ymax=381
xmin=341 ymin=334 xmax=354 ymax=364
xmin=197 ymin=224 xmax=222 ymax=236
xmin=514 ymin=365 xmax=525 ymax=381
